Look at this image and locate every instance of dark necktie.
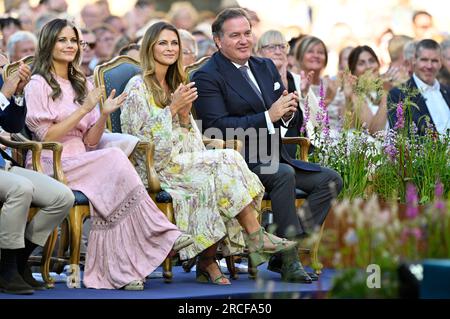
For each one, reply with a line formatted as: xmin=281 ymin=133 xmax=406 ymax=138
xmin=239 ymin=65 xmax=265 ymax=105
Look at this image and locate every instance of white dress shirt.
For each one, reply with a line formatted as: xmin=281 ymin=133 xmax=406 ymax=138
xmin=0 ymin=92 xmax=10 ymax=111
xmin=413 ymin=73 xmax=450 ymax=135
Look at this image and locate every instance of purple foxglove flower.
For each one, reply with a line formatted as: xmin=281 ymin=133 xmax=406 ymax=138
xmin=394 ymin=101 xmax=404 ymax=130
xmin=384 ymin=143 xmax=398 ymax=161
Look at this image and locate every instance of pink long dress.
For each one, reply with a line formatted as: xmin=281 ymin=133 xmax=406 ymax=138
xmin=24 ymin=74 xmax=180 ymax=289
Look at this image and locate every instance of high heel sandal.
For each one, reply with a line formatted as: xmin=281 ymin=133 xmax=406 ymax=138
xmin=244 ymin=227 xmax=297 ymax=267
xmin=196 ymin=257 xmax=231 ymax=285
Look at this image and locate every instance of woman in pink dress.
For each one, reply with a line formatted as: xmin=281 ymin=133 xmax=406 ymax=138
xmin=23 ymin=19 xmax=193 ymax=290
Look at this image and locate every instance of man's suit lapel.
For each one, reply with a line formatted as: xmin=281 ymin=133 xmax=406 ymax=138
xmin=215 ymin=53 xmax=267 ymax=114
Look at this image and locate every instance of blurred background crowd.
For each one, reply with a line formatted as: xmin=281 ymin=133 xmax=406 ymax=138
xmin=0 ymin=0 xmax=449 ymax=76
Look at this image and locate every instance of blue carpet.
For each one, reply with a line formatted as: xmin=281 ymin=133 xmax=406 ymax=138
xmin=0 ymin=264 xmax=335 ymax=299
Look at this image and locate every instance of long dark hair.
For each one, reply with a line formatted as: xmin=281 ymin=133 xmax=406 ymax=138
xmin=33 ymin=19 xmax=87 ymax=104
xmin=348 ymin=45 xmax=380 ymax=75
xmin=140 ymin=21 xmax=186 ymax=107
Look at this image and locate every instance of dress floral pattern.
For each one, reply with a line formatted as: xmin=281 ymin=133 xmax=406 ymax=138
xmin=120 ymin=75 xmax=265 ymax=260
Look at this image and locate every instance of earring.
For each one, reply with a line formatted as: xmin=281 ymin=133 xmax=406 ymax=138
xmin=70 ymin=64 xmax=74 ymax=76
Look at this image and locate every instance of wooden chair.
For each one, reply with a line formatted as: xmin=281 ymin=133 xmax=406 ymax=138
xmin=0 ymin=135 xmax=60 ymax=287
xmin=94 ymin=55 xmax=141 ymax=133
xmin=11 ymin=128 xmax=90 ymax=288
xmin=3 ymin=55 xmax=34 ymax=78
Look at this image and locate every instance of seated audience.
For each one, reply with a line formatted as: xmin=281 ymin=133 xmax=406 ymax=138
xmin=295 ymin=36 xmax=342 ymax=132
xmin=178 ymin=29 xmax=197 ymax=67
xmin=121 ymin=21 xmax=300 ymax=285
xmin=388 ymin=39 xmax=450 ymax=136
xmin=6 ymin=31 xmax=37 ymax=62
xmin=24 ymin=19 xmax=193 ymax=291
xmin=256 ymin=30 xmax=319 ymax=157
xmin=437 ymin=39 xmax=450 ymax=86
xmin=118 ymin=43 xmax=140 ymax=61
xmin=80 ymin=29 xmax=96 ymax=77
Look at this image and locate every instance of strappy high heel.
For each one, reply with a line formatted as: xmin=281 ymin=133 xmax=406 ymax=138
xmin=244 ymin=227 xmax=297 ymax=267
xmin=196 ymin=257 xmax=230 ymax=285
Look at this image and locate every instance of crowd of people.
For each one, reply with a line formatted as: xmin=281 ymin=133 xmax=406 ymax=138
xmin=0 ymin=0 xmax=449 ymax=296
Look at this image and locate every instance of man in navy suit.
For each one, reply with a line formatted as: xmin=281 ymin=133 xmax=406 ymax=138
xmin=193 ymin=8 xmax=342 ymax=282
xmin=0 ymin=62 xmax=74 ymax=295
xmin=388 ymin=39 xmax=450 ymax=136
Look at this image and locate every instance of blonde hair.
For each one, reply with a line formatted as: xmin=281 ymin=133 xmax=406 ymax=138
xmin=294 ymin=36 xmax=328 ymax=68
xmin=256 ymin=30 xmax=287 ymax=53
xmin=140 ymin=21 xmax=186 ymax=107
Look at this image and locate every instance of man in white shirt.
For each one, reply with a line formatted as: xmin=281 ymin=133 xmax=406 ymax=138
xmin=388 ymin=39 xmax=450 ymax=136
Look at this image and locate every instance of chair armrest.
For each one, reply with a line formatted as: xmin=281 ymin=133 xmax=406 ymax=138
xmin=1 ymin=134 xmax=43 ymax=172
xmin=202 ymin=138 xmax=242 ymax=152
xmin=131 ymin=141 xmax=161 ymax=193
xmin=11 ymin=133 xmax=67 ymax=183
xmin=282 ymin=137 xmax=310 ymax=162
xmin=203 ymin=138 xmax=225 ymax=149
xmin=40 ymin=142 xmax=66 ymax=184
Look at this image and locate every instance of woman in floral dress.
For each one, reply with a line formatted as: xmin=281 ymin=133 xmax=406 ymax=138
xmin=121 ymin=22 xmax=298 ymax=285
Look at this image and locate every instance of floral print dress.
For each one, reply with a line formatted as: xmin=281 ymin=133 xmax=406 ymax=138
xmin=120 ymin=75 xmax=265 ymax=260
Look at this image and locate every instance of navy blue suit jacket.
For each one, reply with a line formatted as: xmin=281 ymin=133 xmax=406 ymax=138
xmin=193 ymin=51 xmax=320 ymax=172
xmin=0 ymin=75 xmax=27 ymax=164
xmin=388 ymin=77 xmax=450 ymax=136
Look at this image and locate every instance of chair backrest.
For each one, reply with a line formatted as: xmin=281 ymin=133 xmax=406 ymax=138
xmin=94 ymin=55 xmax=141 ymax=133
xmin=185 ymin=56 xmax=210 ymax=120
xmin=185 ymin=55 xmax=210 ymax=82
xmin=3 ymin=55 xmax=34 ymax=79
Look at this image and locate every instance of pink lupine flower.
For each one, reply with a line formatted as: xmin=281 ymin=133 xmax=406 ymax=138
xmin=405 ymin=183 xmax=419 ymax=219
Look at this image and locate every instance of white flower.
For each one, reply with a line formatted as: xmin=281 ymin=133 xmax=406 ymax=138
xmin=344 ymin=228 xmax=358 ymax=245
